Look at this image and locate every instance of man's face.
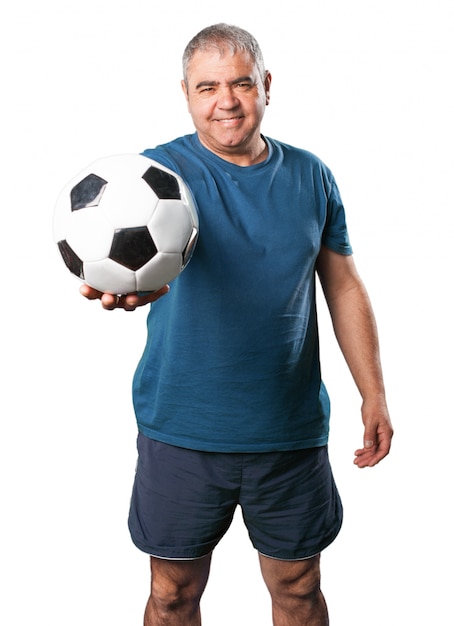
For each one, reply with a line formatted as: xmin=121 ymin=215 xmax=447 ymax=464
xmin=182 ymin=47 xmax=271 ymax=163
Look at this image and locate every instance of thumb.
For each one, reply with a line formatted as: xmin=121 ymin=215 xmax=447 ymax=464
xmin=363 ymin=433 xmax=376 ymax=449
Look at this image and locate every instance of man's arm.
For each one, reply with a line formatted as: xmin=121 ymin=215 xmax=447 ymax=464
xmin=316 ymin=245 xmax=393 ymax=467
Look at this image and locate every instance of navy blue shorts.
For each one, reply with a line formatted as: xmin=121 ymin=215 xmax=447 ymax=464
xmin=128 ymin=434 xmax=343 ymax=560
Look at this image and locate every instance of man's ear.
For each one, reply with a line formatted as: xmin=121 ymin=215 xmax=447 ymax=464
xmin=264 ymin=71 xmax=272 ymax=105
xmin=181 ymin=79 xmax=189 ymax=102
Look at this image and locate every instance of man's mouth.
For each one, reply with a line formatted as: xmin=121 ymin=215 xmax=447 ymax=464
xmin=215 ymin=116 xmax=243 ymax=126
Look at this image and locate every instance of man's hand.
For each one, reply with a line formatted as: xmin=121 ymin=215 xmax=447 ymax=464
xmin=354 ymin=397 xmax=393 ymax=468
xmin=79 ymin=283 xmax=170 ymax=311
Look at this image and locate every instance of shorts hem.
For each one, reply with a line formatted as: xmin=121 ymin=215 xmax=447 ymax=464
xmin=149 ymin=551 xmax=213 ymax=561
xmin=130 ymin=535 xmax=216 ymax=561
xmin=258 ymin=550 xmax=321 ymax=561
xmin=253 ymin=521 xmax=343 ymax=562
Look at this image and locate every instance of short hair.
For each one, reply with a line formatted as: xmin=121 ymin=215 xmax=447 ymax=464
xmin=182 ymin=23 xmax=266 ymax=84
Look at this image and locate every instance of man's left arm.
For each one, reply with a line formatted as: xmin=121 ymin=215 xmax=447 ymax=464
xmin=316 ymin=245 xmax=393 ymax=468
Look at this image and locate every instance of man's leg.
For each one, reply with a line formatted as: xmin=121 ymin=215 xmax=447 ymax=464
xmin=259 ymin=553 xmax=329 ymax=626
xmin=144 ymin=554 xmax=212 ymax=626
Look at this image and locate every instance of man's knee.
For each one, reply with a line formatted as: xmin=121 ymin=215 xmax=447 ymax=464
xmin=148 ymin=556 xmax=211 ymax=615
xmin=259 ymin=554 xmax=322 ymax=603
xmin=151 ymin=577 xmax=195 ymax=613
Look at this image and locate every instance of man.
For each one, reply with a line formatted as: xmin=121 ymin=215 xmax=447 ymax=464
xmin=81 ymin=24 xmax=393 ymax=626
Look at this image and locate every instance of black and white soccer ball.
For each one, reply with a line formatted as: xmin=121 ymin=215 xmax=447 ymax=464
xmin=53 ymin=154 xmax=199 ymax=295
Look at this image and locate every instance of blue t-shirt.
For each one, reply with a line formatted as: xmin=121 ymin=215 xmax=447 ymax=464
xmin=132 ymin=134 xmax=352 ymax=452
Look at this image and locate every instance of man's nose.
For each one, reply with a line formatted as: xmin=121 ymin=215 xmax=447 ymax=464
xmin=217 ymin=86 xmax=240 ymax=108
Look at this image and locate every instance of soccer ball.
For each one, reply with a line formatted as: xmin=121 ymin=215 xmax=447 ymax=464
xmin=53 ymin=154 xmax=199 ymax=295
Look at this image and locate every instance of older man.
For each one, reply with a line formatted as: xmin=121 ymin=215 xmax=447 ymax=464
xmin=81 ymin=23 xmax=392 ymax=626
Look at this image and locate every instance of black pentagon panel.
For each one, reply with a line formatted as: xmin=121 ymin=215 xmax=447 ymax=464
xmin=58 ymin=240 xmax=85 ymax=279
xmin=70 ymin=173 xmax=108 ymax=211
xmin=110 ymin=226 xmax=157 ymax=271
xmin=182 ymin=228 xmax=199 ymax=267
xmin=142 ymin=166 xmax=181 ymax=199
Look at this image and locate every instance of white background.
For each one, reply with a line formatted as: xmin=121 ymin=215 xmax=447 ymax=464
xmin=1 ymin=1 xmax=453 ymax=624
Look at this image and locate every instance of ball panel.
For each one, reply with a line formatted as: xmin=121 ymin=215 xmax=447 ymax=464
xmin=65 ymin=211 xmax=115 ymax=261
xmin=148 ymin=199 xmax=193 ymax=252
xmin=182 ymin=228 xmax=199 ymax=268
xmin=57 ymin=240 xmax=85 ymax=280
xmin=179 ymin=186 xmax=199 ymax=227
xmin=83 ymin=258 xmax=137 ymax=295
xmin=70 ymin=173 xmax=108 ymax=211
xmin=142 ymin=165 xmax=181 ymax=200
xmin=99 ymin=178 xmax=159 ymax=229
xmin=136 ymin=252 xmax=184 ymax=292
xmin=109 ymin=226 xmax=157 ymax=271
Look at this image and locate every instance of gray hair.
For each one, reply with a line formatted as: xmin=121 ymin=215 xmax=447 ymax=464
xmin=182 ymin=23 xmax=266 ymax=84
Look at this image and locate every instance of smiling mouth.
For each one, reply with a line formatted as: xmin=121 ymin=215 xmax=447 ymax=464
xmin=215 ymin=116 xmax=243 ymax=125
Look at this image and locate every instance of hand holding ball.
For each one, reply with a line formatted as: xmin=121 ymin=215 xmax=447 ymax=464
xmin=53 ymin=154 xmax=199 ymax=295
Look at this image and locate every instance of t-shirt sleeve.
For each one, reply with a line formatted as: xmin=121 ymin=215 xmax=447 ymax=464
xmin=321 ymin=175 xmax=353 ymax=255
xmin=141 ymin=148 xmax=175 ymax=171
